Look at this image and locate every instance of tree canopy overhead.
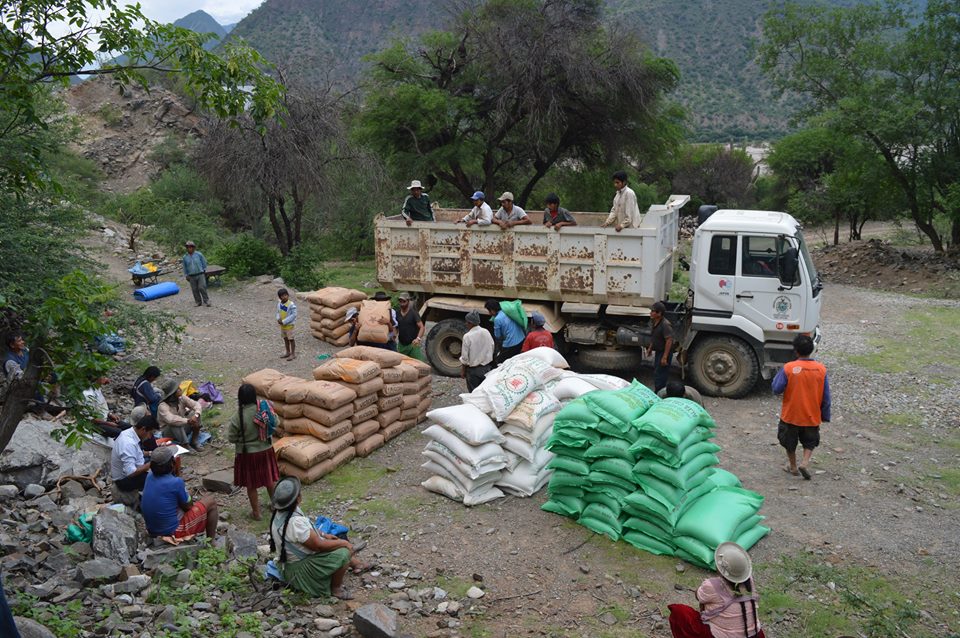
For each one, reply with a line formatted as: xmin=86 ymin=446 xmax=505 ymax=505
xmin=354 ymin=0 xmax=683 ymax=208
xmin=758 ymin=0 xmax=960 ymax=252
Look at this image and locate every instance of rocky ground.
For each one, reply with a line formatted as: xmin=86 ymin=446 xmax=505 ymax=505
xmin=3 ymin=222 xmax=960 ymax=638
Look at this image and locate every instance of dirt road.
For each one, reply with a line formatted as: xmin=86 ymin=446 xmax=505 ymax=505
xmin=95 ymin=235 xmax=960 ymax=637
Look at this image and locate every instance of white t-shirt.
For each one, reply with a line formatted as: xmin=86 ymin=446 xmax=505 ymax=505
xmin=82 ymin=388 xmax=110 ymax=420
xmin=271 ymin=508 xmax=316 ymax=558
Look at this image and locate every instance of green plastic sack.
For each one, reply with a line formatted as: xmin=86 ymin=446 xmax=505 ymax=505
xmin=622 ymin=516 xmax=673 ymax=542
xmin=590 ymin=457 xmax=636 ymax=484
xmin=541 ymin=495 xmax=584 ymax=518
xmin=65 ymin=512 xmax=94 ymax=544
xmin=547 ymin=484 xmax=585 ymax=498
xmin=499 ymin=300 xmax=528 ymax=333
xmin=583 ymin=491 xmax=623 ymax=518
xmin=673 ymin=477 xmax=722 ymax=519
xmin=733 ymin=514 xmax=765 ymax=540
xmin=547 ymin=427 xmax=600 ymax=449
xmin=708 ymin=468 xmax=742 ymax=489
xmin=632 ymin=398 xmax=716 ymax=446
xmin=579 ymin=503 xmax=623 ymax=539
xmin=673 ymin=539 xmax=714 ymax=569
xmin=588 ymin=469 xmax=636 ymax=492
xmin=623 ymin=493 xmax=672 ymax=525
xmin=673 ymin=486 xmax=765 ymax=549
xmin=545 ymin=442 xmax=590 ymax=458
xmin=596 ymin=419 xmax=640 ymax=443
xmin=583 ymin=381 xmax=660 ymax=430
xmin=548 ymin=470 xmax=588 ymax=490
xmin=623 ymin=530 xmax=675 ymax=556
xmin=583 ymin=483 xmax=630 ymax=502
xmin=552 ymin=400 xmax=602 ymax=431
xmin=629 ymin=427 xmax=714 ymax=466
xmin=546 ymin=456 xmax=590 ymax=476
xmin=583 ymin=437 xmax=635 ymax=462
xmin=736 ymin=524 xmax=770 ymax=551
xmin=632 ymin=452 xmax=719 ymax=490
xmin=634 ymin=468 xmax=714 ymax=510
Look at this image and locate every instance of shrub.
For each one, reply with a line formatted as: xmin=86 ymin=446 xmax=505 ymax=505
xmin=209 ymin=234 xmax=281 ymax=278
xmin=280 ymin=242 xmax=327 ymax=290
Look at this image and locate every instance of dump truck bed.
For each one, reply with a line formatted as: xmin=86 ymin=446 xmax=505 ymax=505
xmin=375 ymin=195 xmax=690 ymax=307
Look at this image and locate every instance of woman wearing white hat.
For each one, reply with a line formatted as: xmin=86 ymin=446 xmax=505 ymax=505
xmin=401 ymin=179 xmax=434 ymax=225
xmin=668 ymin=542 xmax=765 ymax=638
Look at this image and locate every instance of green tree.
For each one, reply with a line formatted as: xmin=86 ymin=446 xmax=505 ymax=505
xmin=758 ymin=0 xmax=960 ymax=252
xmin=353 ymin=0 xmax=682 ymax=208
xmin=668 ymin=144 xmax=756 ymax=211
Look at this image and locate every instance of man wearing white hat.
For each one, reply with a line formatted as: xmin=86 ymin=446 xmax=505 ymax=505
xmin=492 ymin=191 xmax=530 ymax=229
xmin=401 ymin=180 xmax=434 ymax=226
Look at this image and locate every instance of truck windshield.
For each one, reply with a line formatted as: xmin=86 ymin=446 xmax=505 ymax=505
xmin=796 ymin=230 xmax=822 ymax=297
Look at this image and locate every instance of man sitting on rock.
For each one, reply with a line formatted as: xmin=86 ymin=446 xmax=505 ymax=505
xmin=110 ymin=414 xmax=159 ymax=501
xmin=141 ymin=445 xmax=219 ymax=541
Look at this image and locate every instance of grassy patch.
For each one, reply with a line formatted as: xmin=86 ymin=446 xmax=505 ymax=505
xmin=322 ymin=261 xmax=379 ymax=294
xmin=300 ymin=458 xmax=389 ymax=512
xmin=848 ymin=307 xmax=960 ymax=381
xmin=11 ymin=597 xmax=97 ymax=637
xmin=434 ymin=574 xmax=475 ymax=598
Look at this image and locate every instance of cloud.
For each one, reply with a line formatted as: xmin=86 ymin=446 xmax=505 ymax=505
xmin=131 ymin=0 xmax=263 ymax=25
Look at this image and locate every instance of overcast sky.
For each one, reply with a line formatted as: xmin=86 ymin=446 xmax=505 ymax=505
xmin=133 ymin=0 xmax=263 ymax=25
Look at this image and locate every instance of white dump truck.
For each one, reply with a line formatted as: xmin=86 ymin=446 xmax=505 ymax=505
xmin=375 ymin=195 xmax=822 ymax=397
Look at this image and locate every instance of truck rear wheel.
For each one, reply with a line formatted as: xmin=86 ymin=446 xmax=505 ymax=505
xmin=425 ymin=318 xmax=468 ymax=377
xmin=571 ymin=347 xmax=644 ymax=374
xmin=688 ymin=335 xmax=759 ymax=398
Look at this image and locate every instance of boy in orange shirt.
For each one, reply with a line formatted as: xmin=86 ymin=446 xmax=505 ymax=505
xmin=772 ymin=334 xmax=831 ymax=480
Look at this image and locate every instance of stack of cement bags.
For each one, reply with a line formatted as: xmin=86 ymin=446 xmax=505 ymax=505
xmin=304 ymin=287 xmax=367 ymax=346
xmin=541 ymin=384 xmax=769 ymax=569
xmin=313 ymin=357 xmax=385 ymax=458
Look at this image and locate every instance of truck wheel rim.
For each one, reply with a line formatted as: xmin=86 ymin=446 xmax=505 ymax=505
xmin=703 ymin=348 xmax=739 ymax=385
xmin=438 ymin=336 xmax=462 ymax=367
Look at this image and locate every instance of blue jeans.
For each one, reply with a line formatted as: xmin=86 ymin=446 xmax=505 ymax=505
xmin=653 ymin=351 xmax=673 ymax=392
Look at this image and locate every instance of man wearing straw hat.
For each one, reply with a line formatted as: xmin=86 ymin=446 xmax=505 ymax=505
xmin=400 ymin=179 xmax=434 ymax=226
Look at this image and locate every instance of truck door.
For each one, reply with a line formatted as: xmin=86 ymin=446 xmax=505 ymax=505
xmin=734 ymin=235 xmax=806 ymax=338
xmin=691 ymin=233 xmax=737 ymax=316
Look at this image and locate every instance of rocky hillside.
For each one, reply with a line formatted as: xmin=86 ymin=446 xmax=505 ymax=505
xmin=61 ymin=78 xmax=202 ymax=193
xmin=173 ymin=10 xmax=228 ymax=49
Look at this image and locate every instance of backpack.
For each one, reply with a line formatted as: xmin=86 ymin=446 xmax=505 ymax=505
xmin=253 ymin=399 xmax=278 ymax=441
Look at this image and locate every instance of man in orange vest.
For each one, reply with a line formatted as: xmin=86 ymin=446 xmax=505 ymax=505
xmin=772 ymin=334 xmax=831 ymax=480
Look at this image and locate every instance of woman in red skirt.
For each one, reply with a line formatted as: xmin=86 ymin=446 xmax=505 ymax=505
xmin=228 ymin=383 xmax=280 ymax=520
xmin=668 ymin=542 xmax=766 ymax=638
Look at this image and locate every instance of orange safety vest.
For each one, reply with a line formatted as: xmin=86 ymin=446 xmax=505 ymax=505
xmin=781 ymin=359 xmax=827 ymax=427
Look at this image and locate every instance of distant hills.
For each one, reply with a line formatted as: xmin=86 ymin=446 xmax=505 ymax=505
xmin=173 ymin=10 xmax=229 ymax=50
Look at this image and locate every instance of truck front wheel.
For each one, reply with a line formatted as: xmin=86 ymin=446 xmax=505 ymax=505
xmin=424 ymin=318 xmax=468 ymax=377
xmin=688 ymin=335 xmax=759 ymax=398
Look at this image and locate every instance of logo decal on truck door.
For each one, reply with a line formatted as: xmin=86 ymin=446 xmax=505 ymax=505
xmin=773 ymin=295 xmax=792 ymax=319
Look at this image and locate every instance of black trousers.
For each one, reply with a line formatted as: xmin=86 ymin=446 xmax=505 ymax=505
xmin=465 ymin=364 xmax=492 ymax=392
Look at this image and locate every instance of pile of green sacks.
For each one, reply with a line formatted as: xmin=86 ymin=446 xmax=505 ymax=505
xmin=541 ymin=380 xmax=769 ymax=569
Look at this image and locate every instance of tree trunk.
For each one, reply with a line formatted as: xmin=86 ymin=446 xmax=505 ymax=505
xmin=276 ymin=195 xmax=294 ymax=253
xmin=291 ymin=182 xmax=304 ymax=246
xmin=915 ymin=215 xmax=944 ymax=253
xmin=833 ymin=212 xmax=840 ymax=245
xmin=0 ymin=345 xmax=43 ymax=454
xmin=267 ymin=196 xmax=288 ymax=256
xmin=951 ymin=218 xmax=960 ymax=254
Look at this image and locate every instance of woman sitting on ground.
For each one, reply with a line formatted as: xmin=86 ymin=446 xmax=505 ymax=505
xmin=227 ymin=383 xmax=279 ymax=520
xmin=668 ymin=542 xmax=765 ymax=638
xmin=157 ymin=379 xmax=203 ymax=450
xmin=270 ymin=477 xmax=366 ymax=599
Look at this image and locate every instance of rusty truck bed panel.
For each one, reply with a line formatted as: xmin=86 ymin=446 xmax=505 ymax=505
xmin=376 ymin=196 xmax=689 ymax=307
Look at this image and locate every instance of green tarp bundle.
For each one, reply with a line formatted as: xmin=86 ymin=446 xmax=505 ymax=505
xmin=541 ymin=383 xmax=769 ymax=568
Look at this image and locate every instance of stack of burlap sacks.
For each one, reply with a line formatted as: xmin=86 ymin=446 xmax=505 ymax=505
xmin=304 ymin=287 xmax=368 ymax=346
xmin=242 ymin=346 xmax=432 ymax=484
xmin=541 ymin=381 xmax=769 ymax=569
xmin=419 ymin=348 xmax=631 ymax=505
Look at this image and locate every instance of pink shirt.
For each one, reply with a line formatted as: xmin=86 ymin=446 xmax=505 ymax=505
xmin=697 ymin=577 xmax=761 ymax=638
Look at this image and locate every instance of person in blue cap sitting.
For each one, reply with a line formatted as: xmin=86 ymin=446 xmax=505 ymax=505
xmin=457 ymin=191 xmax=493 ymax=227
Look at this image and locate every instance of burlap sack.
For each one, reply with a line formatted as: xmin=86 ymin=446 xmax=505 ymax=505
xmin=283 ymin=417 xmax=351 ymax=442
xmin=320 ymin=301 xmax=362 ymax=320
xmin=351 ymin=420 xmax=380 ymax=443
xmin=314 ymin=358 xmax=381 ymax=384
xmin=381 ymin=367 xmax=403 ymax=384
xmin=376 ymin=394 xmax=403 ymax=412
xmin=402 ymin=381 xmax=420 ymax=396
xmin=353 ymin=393 xmax=379 ymax=411
xmin=400 ymin=407 xmax=418 ymax=421
xmin=301 ymin=403 xmax=353 ymax=427
xmin=399 ymin=418 xmax=418 ymax=432
xmin=322 ymin=323 xmax=352 ymax=339
xmin=381 ymin=421 xmax=406 ymax=442
xmin=242 ymin=368 xmax=285 ymax=395
xmin=301 ymin=380 xmax=356 ymax=410
xmin=319 ymin=317 xmax=338 ymax=330
xmin=266 ymin=376 xmax=309 ymax=404
xmin=273 ymin=435 xmax=330 ymax=470
xmin=398 ymin=355 xmax=432 ymax=377
xmin=396 ymin=363 xmax=419 ymax=383
xmin=335 ymin=346 xmax=403 ymax=368
xmin=273 ymin=401 xmax=303 ymax=420
xmin=350 ymin=404 xmax=379 ymax=425
xmin=401 ymin=394 xmax=419 ymax=410
xmin=309 ymin=320 xmax=325 ymax=333
xmin=335 ymin=377 xmax=384 ymax=397
xmin=326 ymin=431 xmax=356 ymax=457
xmin=417 ymin=397 xmax=433 ymax=415
xmin=278 ymin=446 xmax=355 ymax=485
xmin=327 ymin=334 xmax=351 ymax=347
xmin=355 ymin=434 xmax=385 ymax=458
xmin=379 ymin=382 xmax=404 ymax=397
xmin=376 ymin=406 xmax=402 ymax=429
xmin=307 ymin=287 xmax=367 ymax=308
xmin=356 ymin=299 xmax=392 ymax=344
xmin=417 ymin=375 xmax=432 ymax=391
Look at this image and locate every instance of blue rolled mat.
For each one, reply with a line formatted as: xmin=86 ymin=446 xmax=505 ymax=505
xmin=133 ymin=281 xmax=180 ymax=301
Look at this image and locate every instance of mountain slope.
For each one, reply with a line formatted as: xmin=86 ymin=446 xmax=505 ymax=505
xmin=173 ymin=10 xmax=228 ymax=50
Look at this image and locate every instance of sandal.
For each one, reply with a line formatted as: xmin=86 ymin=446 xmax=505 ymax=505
xmin=332 ymin=587 xmax=354 ymax=600
xmin=351 ymin=562 xmax=373 ymax=575
xmin=783 ymin=465 xmax=800 ymax=476
xmin=798 ymin=465 xmax=811 ymax=480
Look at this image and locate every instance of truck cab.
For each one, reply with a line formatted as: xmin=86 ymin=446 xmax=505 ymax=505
xmin=684 ymin=210 xmax=822 ymax=396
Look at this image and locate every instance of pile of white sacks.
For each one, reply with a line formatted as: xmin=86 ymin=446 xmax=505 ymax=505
xmin=420 ymin=348 xmax=630 ymax=506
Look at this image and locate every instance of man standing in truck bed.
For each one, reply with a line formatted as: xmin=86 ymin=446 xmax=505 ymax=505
xmin=602 ymin=170 xmax=642 ymax=231
xmin=401 ymin=179 xmax=434 ymax=226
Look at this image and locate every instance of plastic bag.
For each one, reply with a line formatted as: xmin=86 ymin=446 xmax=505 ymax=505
xmin=65 ymin=512 xmax=94 ymax=544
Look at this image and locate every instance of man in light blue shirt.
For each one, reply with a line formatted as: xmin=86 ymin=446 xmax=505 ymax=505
xmin=484 ymin=299 xmax=525 ymax=364
xmin=182 ymin=240 xmax=210 ymax=307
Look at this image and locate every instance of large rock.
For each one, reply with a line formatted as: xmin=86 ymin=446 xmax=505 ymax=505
xmin=76 ymin=558 xmax=123 ymax=585
xmin=201 ymin=469 xmax=234 ymax=494
xmin=92 ymin=508 xmax=139 ymax=564
xmin=142 ymin=543 xmax=200 ymax=570
xmin=0 ymin=418 xmax=109 ymax=489
xmin=353 ymin=603 xmax=399 ymax=638
xmin=226 ymin=528 xmax=258 ymax=559
xmin=0 ymin=484 xmax=19 ymax=499
xmin=14 ymin=617 xmax=56 ymax=638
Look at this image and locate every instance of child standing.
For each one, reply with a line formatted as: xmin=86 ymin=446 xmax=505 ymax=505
xmin=276 ymin=288 xmax=298 ymax=361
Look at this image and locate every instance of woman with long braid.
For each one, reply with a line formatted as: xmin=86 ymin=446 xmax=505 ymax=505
xmin=269 ymin=477 xmax=355 ymax=599
xmin=227 ymin=383 xmax=279 ymax=520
